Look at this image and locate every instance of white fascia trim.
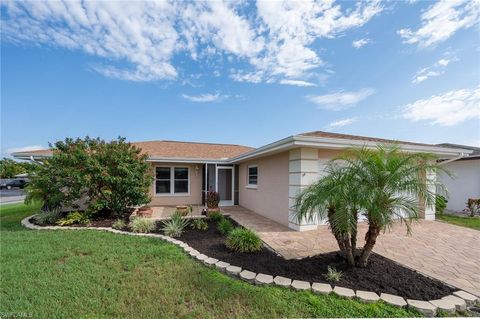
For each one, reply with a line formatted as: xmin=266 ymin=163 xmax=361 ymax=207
xmin=227 ymin=136 xmax=296 ymax=163
xmin=147 ymin=157 xmax=225 ymax=164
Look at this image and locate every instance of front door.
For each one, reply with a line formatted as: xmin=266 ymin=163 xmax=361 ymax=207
xmin=217 ymin=167 xmax=233 ymax=206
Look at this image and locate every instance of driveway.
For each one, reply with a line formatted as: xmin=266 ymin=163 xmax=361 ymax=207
xmin=0 ymin=189 xmax=26 ymax=205
xmin=225 ymin=206 xmax=480 ymax=297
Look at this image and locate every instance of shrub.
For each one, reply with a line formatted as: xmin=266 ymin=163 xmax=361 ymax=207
xmin=226 ymin=228 xmax=262 ymax=253
xmin=161 ymin=212 xmax=189 ymax=237
xmin=466 ymin=198 xmax=480 ymax=217
xmin=206 ymin=191 xmax=220 ymax=209
xmin=130 ymin=217 xmax=155 ymax=233
xmin=435 ymin=195 xmax=448 ymax=215
xmin=112 ymin=219 xmax=127 ymax=230
xmin=56 ymin=211 xmax=90 ymax=226
xmin=208 ymin=211 xmax=224 ymax=222
xmin=34 ymin=209 xmax=62 ymax=225
xmin=325 ymin=266 xmax=343 ymax=282
xmin=217 ymin=218 xmax=233 ymax=235
xmin=191 ymin=218 xmax=208 ymax=231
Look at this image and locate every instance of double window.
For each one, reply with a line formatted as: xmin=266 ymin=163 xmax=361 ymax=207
xmin=155 ymin=167 xmax=189 ymax=195
xmin=247 ymin=165 xmax=258 ymax=187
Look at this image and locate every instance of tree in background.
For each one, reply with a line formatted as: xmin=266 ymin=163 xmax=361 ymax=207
xmin=0 ymin=158 xmax=38 ymax=178
xmin=295 ymin=145 xmax=448 ymax=267
xmin=26 ymin=137 xmax=152 ymax=216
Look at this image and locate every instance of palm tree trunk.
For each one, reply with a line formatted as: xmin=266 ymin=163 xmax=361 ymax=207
xmin=350 ymin=209 xmax=358 ymax=253
xmin=328 ymin=206 xmax=355 ymax=266
xmin=358 ymin=222 xmax=381 ymax=267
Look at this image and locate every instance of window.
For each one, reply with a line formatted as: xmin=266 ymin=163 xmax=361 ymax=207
xmin=155 ymin=167 xmax=189 ymax=195
xmin=247 ymin=165 xmax=258 ymax=186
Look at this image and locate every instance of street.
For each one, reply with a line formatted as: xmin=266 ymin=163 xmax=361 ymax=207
xmin=0 ymin=189 xmax=26 ymax=205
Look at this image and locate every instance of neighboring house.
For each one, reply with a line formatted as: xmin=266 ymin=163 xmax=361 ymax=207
xmin=13 ymin=131 xmax=472 ymax=231
xmin=437 ymin=143 xmax=480 ymax=213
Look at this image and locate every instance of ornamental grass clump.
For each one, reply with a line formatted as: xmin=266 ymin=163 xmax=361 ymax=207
xmin=112 ymin=219 xmax=127 ymax=230
xmin=34 ymin=209 xmax=62 ymax=224
xmin=226 ymin=228 xmax=262 ymax=253
xmin=207 ymin=211 xmax=224 ymax=222
xmin=217 ymin=218 xmax=233 ymax=235
xmin=325 ymin=266 xmax=343 ymax=282
xmin=161 ymin=212 xmax=189 ymax=237
xmin=191 ymin=218 xmax=208 ymax=231
xmin=130 ymin=217 xmax=155 ymax=233
xmin=56 ymin=211 xmax=90 ymax=226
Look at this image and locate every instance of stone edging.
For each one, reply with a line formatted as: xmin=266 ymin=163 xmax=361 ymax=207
xmin=22 ymin=215 xmax=479 ymax=317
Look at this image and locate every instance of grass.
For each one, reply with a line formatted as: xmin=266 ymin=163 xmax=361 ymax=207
xmin=437 ymin=213 xmax=480 ymax=231
xmin=0 ymin=203 xmax=420 ymax=318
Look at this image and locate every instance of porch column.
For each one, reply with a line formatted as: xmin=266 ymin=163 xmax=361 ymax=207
xmin=420 ymin=167 xmax=436 ymax=221
xmin=288 ymin=148 xmax=319 ymax=231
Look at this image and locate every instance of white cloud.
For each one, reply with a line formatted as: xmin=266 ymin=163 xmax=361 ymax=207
xmin=279 ymin=79 xmax=316 ymax=87
xmin=413 ymin=56 xmax=457 ymax=84
xmin=182 ymin=93 xmax=226 ymax=103
xmin=398 ymin=0 xmax=480 ymax=48
xmin=402 ymin=86 xmax=480 ymax=126
xmin=307 ymin=88 xmax=375 ymax=110
xmin=326 ymin=117 xmax=358 ymax=129
xmin=0 ymin=0 xmax=382 ymax=84
xmin=7 ymin=145 xmax=44 ymax=154
xmin=352 ymin=38 xmax=370 ymax=48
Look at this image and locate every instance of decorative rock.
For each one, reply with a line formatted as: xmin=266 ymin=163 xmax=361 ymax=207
xmin=273 ymin=276 xmax=292 ymax=288
xmin=311 ymin=283 xmax=332 ymax=295
xmin=333 ymin=286 xmax=355 ymax=299
xmin=453 ymin=290 xmax=478 ymax=306
xmin=429 ymin=298 xmax=456 ymax=314
xmin=226 ymin=265 xmax=242 ymax=276
xmin=204 ymin=257 xmax=219 ymax=266
xmin=239 ymin=270 xmax=256 ymax=283
xmin=441 ymin=295 xmax=467 ymax=311
xmin=291 ymin=280 xmax=311 ymax=291
xmin=196 ymin=254 xmax=208 ymax=261
xmin=380 ymin=293 xmax=407 ymax=308
xmin=255 ymin=273 xmax=273 ymax=285
xmin=356 ymin=290 xmax=380 ymax=303
xmin=215 ymin=261 xmax=230 ymax=271
xmin=406 ymin=299 xmax=437 ymax=317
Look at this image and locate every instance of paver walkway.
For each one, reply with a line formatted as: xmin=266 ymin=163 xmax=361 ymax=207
xmin=223 ymin=206 xmax=480 ymax=297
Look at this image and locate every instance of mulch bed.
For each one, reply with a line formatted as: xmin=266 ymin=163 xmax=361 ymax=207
xmin=175 ymin=218 xmax=455 ymax=301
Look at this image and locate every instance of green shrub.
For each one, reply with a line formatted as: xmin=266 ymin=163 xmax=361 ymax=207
xmin=226 ymin=228 xmax=262 ymax=253
xmin=217 ymin=218 xmax=233 ymax=235
xmin=34 ymin=209 xmax=62 ymax=225
xmin=130 ymin=217 xmax=155 ymax=233
xmin=325 ymin=266 xmax=343 ymax=282
xmin=112 ymin=219 xmax=127 ymax=230
xmin=208 ymin=211 xmax=224 ymax=222
xmin=435 ymin=195 xmax=448 ymax=215
xmin=191 ymin=218 xmax=208 ymax=231
xmin=56 ymin=211 xmax=90 ymax=226
xmin=161 ymin=212 xmax=189 ymax=237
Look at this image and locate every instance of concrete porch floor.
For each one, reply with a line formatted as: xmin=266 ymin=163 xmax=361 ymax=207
xmin=149 ymin=205 xmax=206 ymax=220
xmin=223 ymin=205 xmax=480 ymax=297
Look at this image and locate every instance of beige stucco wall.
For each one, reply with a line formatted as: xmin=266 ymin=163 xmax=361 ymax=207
xmin=149 ymin=162 xmax=203 ymax=206
xmin=238 ymin=152 xmax=290 ymax=226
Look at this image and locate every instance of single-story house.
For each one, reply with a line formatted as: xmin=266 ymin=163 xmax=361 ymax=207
xmin=13 ymin=131 xmax=473 ymax=231
xmin=437 ymin=143 xmax=480 ymax=213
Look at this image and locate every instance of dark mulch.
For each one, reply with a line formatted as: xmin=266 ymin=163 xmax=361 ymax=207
xmin=175 ymin=218 xmax=455 ymax=301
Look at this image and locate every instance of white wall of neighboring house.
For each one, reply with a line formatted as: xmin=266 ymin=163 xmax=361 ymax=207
xmin=439 ymin=159 xmax=480 ymax=212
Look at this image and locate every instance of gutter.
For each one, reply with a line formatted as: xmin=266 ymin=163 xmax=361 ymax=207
xmin=438 ymin=153 xmax=467 ymax=165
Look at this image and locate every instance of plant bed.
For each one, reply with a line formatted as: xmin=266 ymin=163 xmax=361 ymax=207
xmin=175 ymin=217 xmax=455 ymax=301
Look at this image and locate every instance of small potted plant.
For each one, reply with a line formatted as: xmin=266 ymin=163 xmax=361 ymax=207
xmin=206 ymin=191 xmax=220 ymax=216
xmin=136 ymin=206 xmax=153 ymax=218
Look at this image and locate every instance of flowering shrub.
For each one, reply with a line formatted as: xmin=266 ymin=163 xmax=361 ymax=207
xmin=206 ymin=191 xmax=220 ymax=209
xmin=466 ymin=198 xmax=480 ymax=217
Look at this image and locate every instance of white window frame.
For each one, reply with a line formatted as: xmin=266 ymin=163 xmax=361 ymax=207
xmin=246 ymin=165 xmax=258 ymax=189
xmin=154 ymin=166 xmax=190 ymax=196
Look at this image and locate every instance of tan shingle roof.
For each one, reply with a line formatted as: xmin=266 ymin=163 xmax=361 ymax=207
xmin=13 ymin=140 xmax=254 ymax=160
xmin=298 ymin=131 xmax=437 ymax=147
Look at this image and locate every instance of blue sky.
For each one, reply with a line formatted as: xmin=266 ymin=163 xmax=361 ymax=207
xmin=1 ymin=0 xmax=479 ymax=157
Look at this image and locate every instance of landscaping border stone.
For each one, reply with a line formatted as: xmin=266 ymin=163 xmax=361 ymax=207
xmin=22 ymin=215 xmax=476 ymax=315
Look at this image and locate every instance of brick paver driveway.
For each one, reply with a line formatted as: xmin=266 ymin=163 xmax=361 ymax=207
xmin=224 ymin=206 xmax=480 ymax=297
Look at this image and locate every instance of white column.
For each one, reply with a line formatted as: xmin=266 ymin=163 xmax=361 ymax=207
xmin=423 ymin=168 xmax=436 ymax=221
xmin=288 ymin=148 xmax=319 ymax=231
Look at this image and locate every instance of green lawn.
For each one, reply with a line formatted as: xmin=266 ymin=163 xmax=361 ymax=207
xmin=0 ymin=203 xmax=419 ymax=318
xmin=437 ymin=213 xmax=480 ymax=231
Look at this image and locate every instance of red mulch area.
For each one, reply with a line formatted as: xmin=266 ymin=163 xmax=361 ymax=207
xmin=174 ymin=218 xmax=455 ymax=301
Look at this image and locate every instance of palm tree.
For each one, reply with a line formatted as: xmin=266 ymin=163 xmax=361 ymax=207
xmin=295 ymin=145 xmax=448 ymax=267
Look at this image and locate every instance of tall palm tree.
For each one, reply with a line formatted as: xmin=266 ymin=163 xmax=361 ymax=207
xmin=295 ymin=145 xmax=448 ymax=267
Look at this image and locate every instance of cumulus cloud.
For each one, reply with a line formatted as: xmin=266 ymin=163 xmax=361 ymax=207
xmin=182 ymin=93 xmax=226 ymax=103
xmin=352 ymin=38 xmax=370 ymax=48
xmin=307 ymin=88 xmax=375 ymax=110
xmin=398 ymin=0 xmax=480 ymax=47
xmin=7 ymin=145 xmax=44 ymax=154
xmin=1 ymin=0 xmax=382 ymax=84
xmin=279 ymin=79 xmax=316 ymax=87
xmin=326 ymin=117 xmax=358 ymax=129
xmin=413 ymin=56 xmax=457 ymax=84
xmin=402 ymin=86 xmax=480 ymax=126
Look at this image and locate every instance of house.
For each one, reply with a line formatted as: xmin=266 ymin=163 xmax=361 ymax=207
xmin=13 ymin=131 xmax=472 ymax=231
xmin=436 ymin=143 xmax=480 ymax=213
